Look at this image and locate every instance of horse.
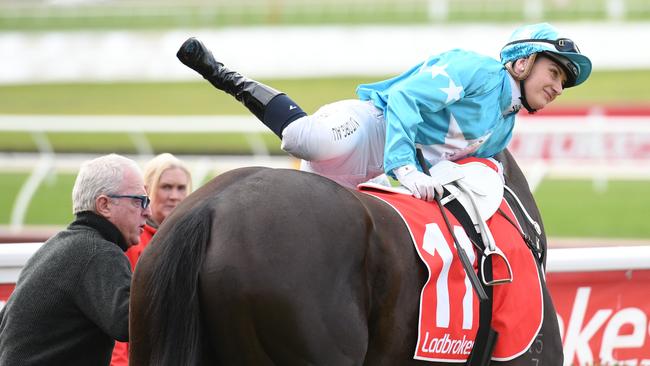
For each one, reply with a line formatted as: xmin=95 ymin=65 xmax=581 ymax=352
xmin=128 ymin=149 xmax=563 ymax=366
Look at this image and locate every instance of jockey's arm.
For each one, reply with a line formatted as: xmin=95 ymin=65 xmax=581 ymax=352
xmin=382 ymin=71 xmax=461 ymax=200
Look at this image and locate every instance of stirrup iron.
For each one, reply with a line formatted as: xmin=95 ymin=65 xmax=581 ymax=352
xmin=480 ymin=245 xmax=513 ymax=286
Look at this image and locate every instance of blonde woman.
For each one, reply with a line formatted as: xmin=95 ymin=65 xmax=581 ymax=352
xmin=125 ymin=153 xmax=192 ymax=265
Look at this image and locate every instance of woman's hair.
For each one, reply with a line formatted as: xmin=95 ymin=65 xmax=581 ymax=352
xmin=72 ymin=153 xmax=141 ymax=214
xmin=143 ymin=153 xmax=193 ymax=199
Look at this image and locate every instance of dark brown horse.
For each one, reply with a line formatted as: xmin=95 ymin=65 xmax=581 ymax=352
xmin=129 ymin=149 xmax=562 ymax=365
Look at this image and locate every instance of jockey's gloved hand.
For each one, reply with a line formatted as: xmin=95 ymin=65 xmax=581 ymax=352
xmin=393 ymin=164 xmax=444 ymax=202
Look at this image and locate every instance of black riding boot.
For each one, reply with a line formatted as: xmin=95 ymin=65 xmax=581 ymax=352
xmin=177 ymin=37 xmax=306 ymax=138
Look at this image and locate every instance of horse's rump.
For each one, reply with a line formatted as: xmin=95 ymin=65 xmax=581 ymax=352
xmin=130 ymin=154 xmax=563 ymax=366
xmin=197 ymin=168 xmax=374 ymax=364
xmin=131 ymin=167 xmax=420 ymax=364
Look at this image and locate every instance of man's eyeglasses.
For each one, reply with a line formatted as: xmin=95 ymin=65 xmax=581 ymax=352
xmin=107 ymin=194 xmax=151 ymax=209
xmin=504 ymin=38 xmax=580 ymax=54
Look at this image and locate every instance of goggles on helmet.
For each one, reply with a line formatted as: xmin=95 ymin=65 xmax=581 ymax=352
xmin=503 ymin=38 xmax=580 ymax=54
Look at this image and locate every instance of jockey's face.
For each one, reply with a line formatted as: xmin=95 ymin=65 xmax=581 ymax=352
xmin=523 ymin=55 xmax=567 ymax=110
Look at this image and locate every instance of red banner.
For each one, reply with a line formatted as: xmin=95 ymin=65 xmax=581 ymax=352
xmin=509 ymin=132 xmax=650 ymax=161
xmin=546 ymin=270 xmax=650 ymax=365
xmin=0 ymin=283 xmax=15 ymax=308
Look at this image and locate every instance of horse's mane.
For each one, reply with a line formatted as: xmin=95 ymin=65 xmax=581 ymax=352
xmin=145 ymin=202 xmax=214 ymax=365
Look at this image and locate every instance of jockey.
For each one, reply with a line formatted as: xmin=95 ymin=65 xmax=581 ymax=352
xmin=177 ymin=23 xmax=591 ymax=201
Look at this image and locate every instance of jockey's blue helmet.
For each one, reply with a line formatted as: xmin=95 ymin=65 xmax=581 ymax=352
xmin=500 ymin=23 xmax=592 ymax=88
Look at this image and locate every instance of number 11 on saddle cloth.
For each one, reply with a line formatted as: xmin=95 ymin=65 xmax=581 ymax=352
xmin=358 ymin=158 xmax=543 ymax=362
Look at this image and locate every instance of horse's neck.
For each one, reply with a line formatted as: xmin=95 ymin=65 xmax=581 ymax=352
xmin=497 ymin=150 xmax=547 ymax=266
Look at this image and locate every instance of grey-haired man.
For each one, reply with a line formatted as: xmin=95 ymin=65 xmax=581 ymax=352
xmin=0 ymin=153 xmax=151 ymax=365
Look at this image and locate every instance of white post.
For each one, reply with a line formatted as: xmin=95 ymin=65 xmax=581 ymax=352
xmin=10 ymin=132 xmax=55 ymax=232
xmin=427 ymin=0 xmax=449 ymax=22
xmin=523 ymin=0 xmax=543 ymax=21
xmin=606 ymin=0 xmax=626 ymax=20
xmin=127 ymin=132 xmax=154 ymax=158
xmin=587 ymin=107 xmax=609 ymax=194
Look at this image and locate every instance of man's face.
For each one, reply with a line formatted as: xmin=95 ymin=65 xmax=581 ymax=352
xmin=523 ymin=56 xmax=567 ymax=111
xmin=105 ymin=168 xmax=151 ymax=246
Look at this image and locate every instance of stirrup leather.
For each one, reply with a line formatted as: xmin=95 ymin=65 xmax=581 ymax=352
xmin=433 ymin=160 xmax=514 ymax=286
xmin=455 ymin=180 xmax=513 ymax=286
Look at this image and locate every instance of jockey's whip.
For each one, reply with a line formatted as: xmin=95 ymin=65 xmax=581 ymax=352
xmin=415 ymin=149 xmax=488 ymax=302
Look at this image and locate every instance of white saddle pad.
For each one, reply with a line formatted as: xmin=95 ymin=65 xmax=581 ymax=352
xmin=433 ymin=160 xmax=504 ymax=225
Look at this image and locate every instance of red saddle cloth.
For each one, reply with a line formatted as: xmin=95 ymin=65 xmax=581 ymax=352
xmin=359 ymin=169 xmax=543 ymax=362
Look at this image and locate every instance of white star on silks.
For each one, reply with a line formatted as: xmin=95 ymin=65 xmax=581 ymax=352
xmin=440 ymin=79 xmax=463 ymax=104
xmin=421 ymin=113 xmax=486 ymax=164
xmin=419 ymin=62 xmax=449 ymax=80
xmin=443 ymin=114 xmax=470 ymax=150
xmin=423 ymin=63 xmax=450 ymax=80
xmin=421 ymin=114 xmax=469 ymax=161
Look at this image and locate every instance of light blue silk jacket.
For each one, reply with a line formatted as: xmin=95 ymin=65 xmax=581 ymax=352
xmin=356 ymin=49 xmax=520 ymax=175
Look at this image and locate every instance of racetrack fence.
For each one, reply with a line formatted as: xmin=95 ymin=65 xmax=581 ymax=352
xmin=1 ymin=107 xmax=650 ymax=230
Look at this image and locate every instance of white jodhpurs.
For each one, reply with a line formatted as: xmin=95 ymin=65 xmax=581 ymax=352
xmin=281 ymin=99 xmax=386 ymax=188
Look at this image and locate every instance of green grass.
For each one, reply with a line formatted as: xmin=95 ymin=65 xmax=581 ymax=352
xmin=0 ymin=174 xmax=25 ymax=224
xmin=0 ymin=132 xmax=282 ymax=155
xmin=0 ymin=7 xmax=432 ymax=31
xmin=556 ymin=70 xmax=650 ymax=105
xmin=3 ymin=0 xmax=647 ymax=31
xmin=0 ymin=3 xmax=431 ymax=31
xmin=2 ymin=172 xmax=648 ymax=239
xmin=1 ymin=71 xmax=648 ymax=117
xmin=0 ymin=78 xmax=361 ymax=116
xmin=0 ymin=173 xmax=74 ymax=225
xmin=24 ymin=174 xmax=76 ymax=225
xmin=534 ymin=180 xmax=650 ymax=239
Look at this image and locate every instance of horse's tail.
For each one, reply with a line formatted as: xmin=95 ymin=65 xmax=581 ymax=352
xmin=145 ymin=204 xmax=213 ymax=365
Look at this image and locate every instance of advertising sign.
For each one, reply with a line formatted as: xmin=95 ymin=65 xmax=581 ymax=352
xmin=547 ymin=270 xmax=650 ymax=365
